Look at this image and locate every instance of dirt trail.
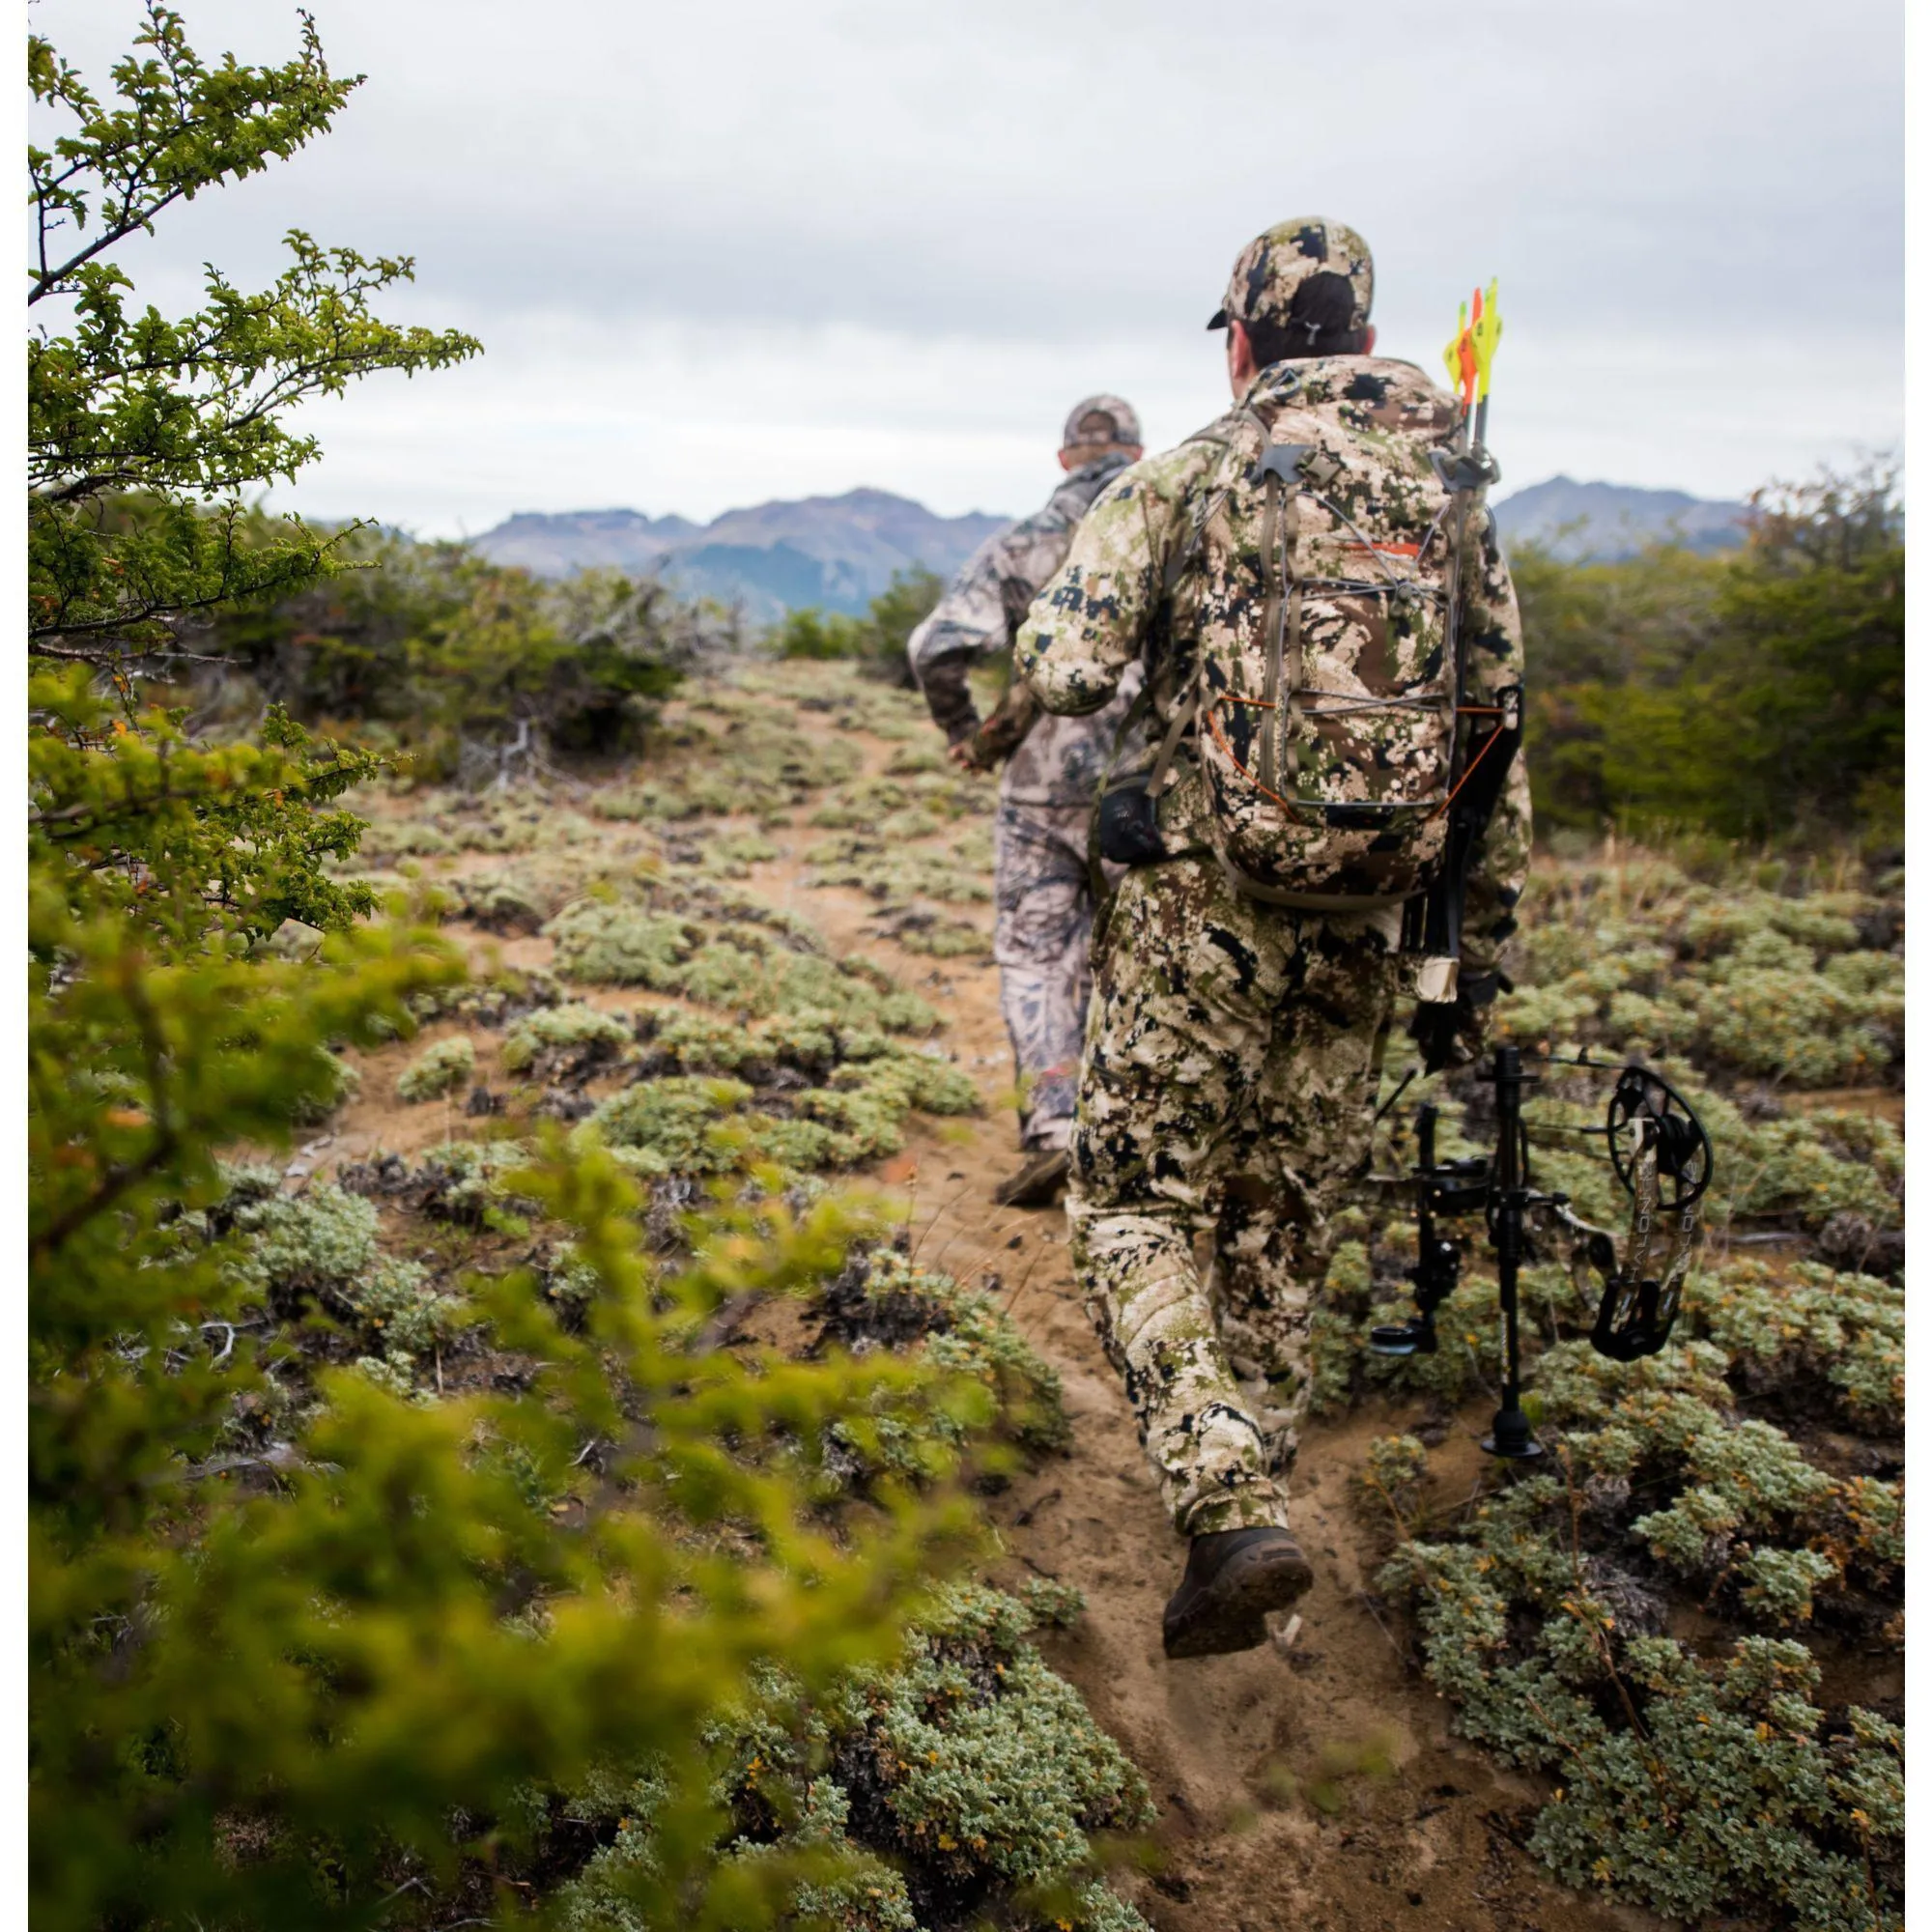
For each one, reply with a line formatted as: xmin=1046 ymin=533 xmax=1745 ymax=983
xmin=732 ymin=865 xmax=1652 ymax=1932
xmin=324 ymin=719 xmax=1663 ymax=1932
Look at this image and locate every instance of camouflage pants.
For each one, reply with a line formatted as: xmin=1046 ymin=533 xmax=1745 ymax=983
xmin=994 ymin=800 xmax=1115 ymax=1151
xmin=1067 ymin=855 xmax=1400 ymax=1536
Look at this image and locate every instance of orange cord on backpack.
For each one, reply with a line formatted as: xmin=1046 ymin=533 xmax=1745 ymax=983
xmin=1429 ymin=709 xmax=1508 ymax=822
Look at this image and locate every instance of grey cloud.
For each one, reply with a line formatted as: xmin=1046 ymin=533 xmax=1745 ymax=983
xmin=36 ymin=0 xmax=1900 ymax=521
xmin=50 ymin=0 xmax=1899 ymax=328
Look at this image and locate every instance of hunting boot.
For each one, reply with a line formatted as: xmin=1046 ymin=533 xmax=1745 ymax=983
xmin=994 ymin=1145 xmax=1069 ymax=1208
xmin=1161 ymin=1526 xmax=1314 ymax=1660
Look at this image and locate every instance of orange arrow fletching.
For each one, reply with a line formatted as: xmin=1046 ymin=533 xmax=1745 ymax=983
xmin=1471 ymin=276 xmax=1503 ymax=401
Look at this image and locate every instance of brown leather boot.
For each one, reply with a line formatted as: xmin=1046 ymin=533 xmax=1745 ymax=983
xmin=993 ymin=1145 xmax=1069 ymax=1208
xmin=1161 ymin=1526 xmax=1314 ymax=1660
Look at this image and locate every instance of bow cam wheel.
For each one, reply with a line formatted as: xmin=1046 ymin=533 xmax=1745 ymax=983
xmin=1606 ymin=1067 xmax=1712 ymax=1209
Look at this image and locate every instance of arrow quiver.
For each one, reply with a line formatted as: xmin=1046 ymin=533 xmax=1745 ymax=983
xmin=1407 ymin=280 xmax=1515 ymax=1007
xmin=1369 ymin=1048 xmax=1715 ymax=1458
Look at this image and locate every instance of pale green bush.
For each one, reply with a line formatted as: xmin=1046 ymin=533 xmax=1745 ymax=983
xmin=803 ymin=833 xmax=996 ymax=910
xmin=582 ymin=1077 xmax=780 ymax=1178
xmin=1683 ymin=1260 xmax=1903 ymax=1431
xmin=1696 ymin=968 xmax=1887 ymax=1084
xmin=554 ymin=1584 xmax=1151 ymax=1932
xmin=821 ymin=1247 xmax=1069 ymax=1476
xmin=1494 ymin=872 xmax=1898 ymax=1089
xmin=696 ymin=830 xmax=781 ymax=877
xmin=395 ymin=1034 xmax=475 ymax=1101
xmin=1381 ymin=1492 xmax=1902 ymax=1928
xmin=582 ymin=1038 xmax=979 ymax=1180
xmin=547 ymin=900 xmax=699 ymax=987
xmin=500 ymin=1002 xmax=635 ymax=1076
xmin=809 ymin=771 xmax=993 ymax=833
xmin=213 ymin=1168 xmax=460 ymax=1362
xmin=1823 ymin=949 xmax=1901 ymax=999
xmin=551 ymin=896 xmax=939 ymax=1036
xmin=1733 ymin=1547 xmax=1840 ymax=1626
xmin=452 ymin=872 xmax=548 ymax=932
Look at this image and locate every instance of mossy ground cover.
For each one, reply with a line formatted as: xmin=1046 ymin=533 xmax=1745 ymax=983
xmin=303 ymin=667 xmax=1902 ymax=1930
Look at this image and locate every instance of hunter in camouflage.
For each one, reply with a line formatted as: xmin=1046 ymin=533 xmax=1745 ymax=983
xmin=907 ymin=395 xmax=1145 ymax=1203
xmin=1018 ymin=219 xmax=1530 ymax=1658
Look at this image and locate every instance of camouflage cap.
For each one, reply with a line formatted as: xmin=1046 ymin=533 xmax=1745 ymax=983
xmin=1207 ymin=218 xmax=1375 ymax=341
xmin=1061 ymin=393 xmax=1143 ymax=453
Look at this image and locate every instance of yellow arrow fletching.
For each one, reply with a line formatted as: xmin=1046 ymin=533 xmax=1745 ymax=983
xmin=1441 ymin=299 xmax=1469 ymax=389
xmin=1471 ymin=277 xmax=1503 ymax=400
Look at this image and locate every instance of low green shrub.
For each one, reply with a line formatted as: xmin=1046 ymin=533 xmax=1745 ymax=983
xmin=1382 ymin=1488 xmax=1901 ymax=1928
xmin=880 ymin=911 xmax=993 ymax=959
xmin=804 ymin=833 xmax=995 ymax=909
xmin=1696 ymin=969 xmax=1889 ymax=1085
xmin=809 ymin=772 xmax=993 ymax=833
xmin=817 ymin=1246 xmax=1070 ymax=1479
xmin=501 ymin=1003 xmax=636 ymax=1079
xmin=547 ymin=896 xmax=938 ymax=1035
xmin=396 ymin=1034 xmax=475 ymax=1101
xmin=1494 ymin=867 xmax=1901 ymax=1090
xmin=582 ymin=1076 xmax=827 ymax=1179
xmin=547 ymin=900 xmax=701 ymax=987
xmin=579 ymin=1040 xmax=979 ymax=1182
xmin=1682 ymin=1260 xmax=1903 ymax=1432
xmin=557 ymin=1582 xmax=1150 ymax=1932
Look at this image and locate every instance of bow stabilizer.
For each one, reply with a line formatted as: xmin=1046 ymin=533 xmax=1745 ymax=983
xmin=1373 ymin=1049 xmax=1716 ymax=1457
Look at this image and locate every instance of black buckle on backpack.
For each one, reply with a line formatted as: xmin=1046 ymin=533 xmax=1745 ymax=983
xmin=1430 ymin=445 xmax=1500 ymax=493
xmin=1252 ymin=442 xmax=1343 ymax=491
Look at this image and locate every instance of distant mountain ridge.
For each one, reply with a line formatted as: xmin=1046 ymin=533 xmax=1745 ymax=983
xmin=1492 ymin=475 xmax=1747 ymax=561
xmin=473 ymin=488 xmax=1009 ymax=620
xmin=473 ymin=475 xmax=1750 ymax=617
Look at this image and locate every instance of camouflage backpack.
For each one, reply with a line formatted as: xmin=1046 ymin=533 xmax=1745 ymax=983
xmin=1141 ymin=358 xmax=1516 ymax=911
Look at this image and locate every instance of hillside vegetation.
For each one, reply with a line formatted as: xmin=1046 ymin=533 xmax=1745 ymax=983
xmin=1516 ymin=467 xmax=1902 ymax=847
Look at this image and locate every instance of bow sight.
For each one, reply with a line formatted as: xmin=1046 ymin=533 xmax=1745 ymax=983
xmin=1369 ymin=1044 xmax=1714 ymax=1460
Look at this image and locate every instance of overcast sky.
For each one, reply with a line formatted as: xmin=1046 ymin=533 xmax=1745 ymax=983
xmin=36 ymin=0 xmax=1904 ymax=535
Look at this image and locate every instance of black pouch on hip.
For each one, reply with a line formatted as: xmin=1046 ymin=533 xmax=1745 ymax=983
xmin=1094 ymin=778 xmax=1167 ymax=866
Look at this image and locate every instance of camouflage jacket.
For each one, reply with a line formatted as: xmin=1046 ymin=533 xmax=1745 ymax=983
xmin=907 ymin=452 xmax=1142 ymax=809
xmin=1017 ymin=357 xmax=1531 ymax=973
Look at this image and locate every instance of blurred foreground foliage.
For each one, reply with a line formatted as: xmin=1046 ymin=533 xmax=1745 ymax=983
xmin=33 ymin=1096 xmax=982 ymax=1928
xmin=26 ymin=13 xmax=1030 ymax=1931
xmin=1516 ymin=464 xmax=1903 ymax=850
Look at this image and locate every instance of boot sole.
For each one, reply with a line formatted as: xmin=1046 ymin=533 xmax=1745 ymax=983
xmin=993 ymin=1153 xmax=1070 ymax=1208
xmin=1162 ymin=1541 xmax=1315 ymax=1660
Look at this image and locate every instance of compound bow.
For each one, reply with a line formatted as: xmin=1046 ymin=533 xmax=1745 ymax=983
xmin=1369 ymin=1044 xmax=1715 ymax=1459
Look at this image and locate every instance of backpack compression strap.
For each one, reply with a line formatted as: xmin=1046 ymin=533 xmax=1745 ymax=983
xmin=1251 ymin=440 xmax=1343 ymax=796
